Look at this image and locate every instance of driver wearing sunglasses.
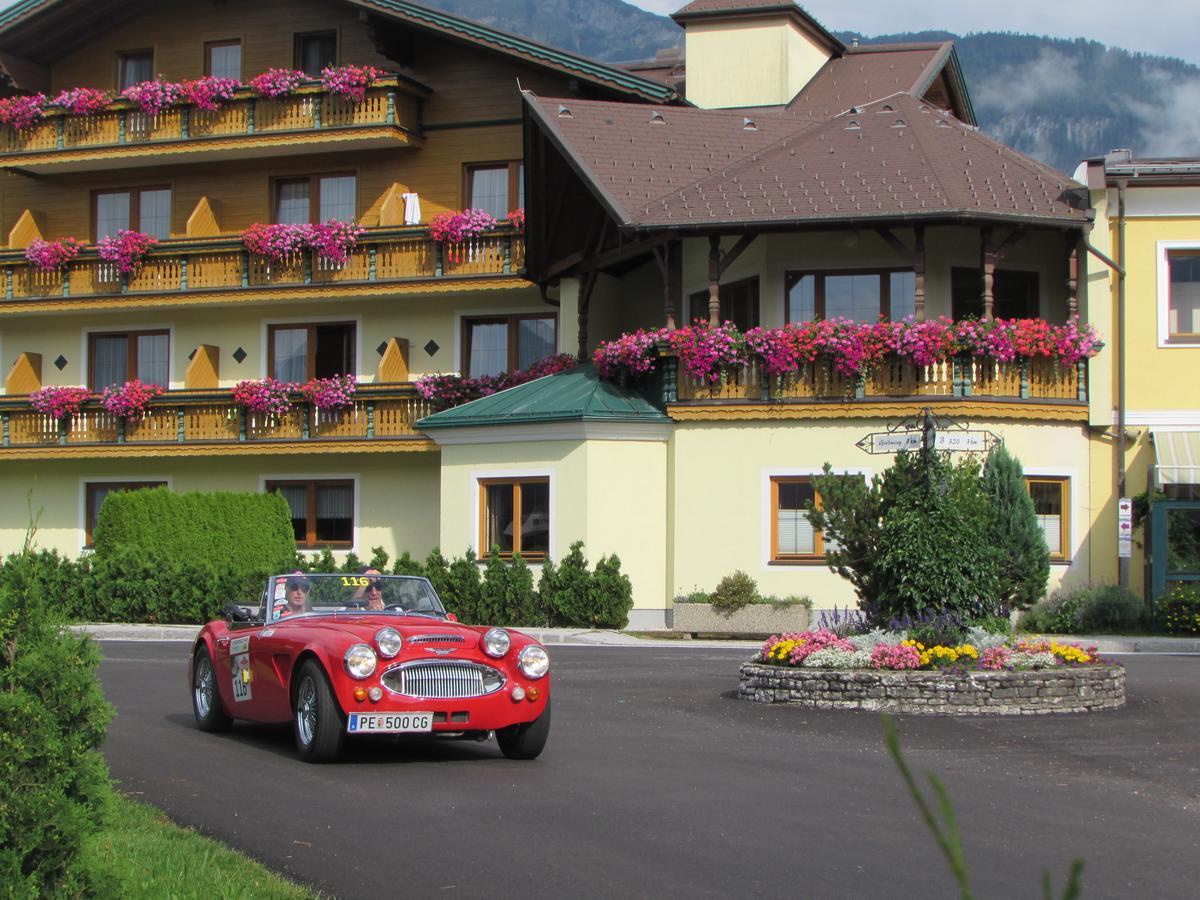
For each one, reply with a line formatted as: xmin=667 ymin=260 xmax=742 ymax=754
xmin=351 ymin=567 xmax=386 ymax=610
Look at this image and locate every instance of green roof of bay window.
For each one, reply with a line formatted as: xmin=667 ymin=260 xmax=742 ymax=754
xmin=418 ymin=364 xmax=669 ymax=429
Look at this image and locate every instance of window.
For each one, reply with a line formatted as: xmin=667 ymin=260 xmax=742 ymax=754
xmin=268 ymin=322 xmax=355 ymax=383
xmin=205 ymin=40 xmax=242 ymax=80
xmin=1165 ymin=249 xmax=1200 ymax=342
xmin=85 ymin=481 xmax=166 ymax=546
xmin=295 ymin=31 xmax=337 ymax=77
xmin=267 ymin=480 xmax=354 ymax=547
xmin=88 ymin=330 xmax=169 ymax=390
xmin=951 ymin=268 xmax=1039 ymax=320
xmin=770 ymin=476 xmax=838 ymax=562
xmin=273 ymin=175 xmax=356 ymax=224
xmin=480 ymin=478 xmax=549 ymax=559
xmin=118 ymin=50 xmax=153 ymax=90
xmin=686 ymin=276 xmax=760 ymax=331
xmin=462 ymin=314 xmax=556 ymax=377
xmin=785 ymin=270 xmax=916 ymax=323
xmin=1026 ymin=477 xmax=1069 ymax=561
xmin=94 ymin=187 xmax=172 ymax=241
xmin=465 ymin=162 xmax=524 ymax=220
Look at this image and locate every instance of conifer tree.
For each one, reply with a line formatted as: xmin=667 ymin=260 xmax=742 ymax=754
xmin=982 ymin=444 xmax=1050 ymax=609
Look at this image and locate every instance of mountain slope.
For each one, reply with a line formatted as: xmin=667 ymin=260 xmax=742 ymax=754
xmin=418 ymin=0 xmax=1200 ymax=173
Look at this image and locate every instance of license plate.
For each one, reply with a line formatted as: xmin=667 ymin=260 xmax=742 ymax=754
xmin=347 ymin=712 xmax=433 ymax=734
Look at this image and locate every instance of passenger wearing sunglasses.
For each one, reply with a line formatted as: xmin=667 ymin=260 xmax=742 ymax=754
xmin=351 ymin=567 xmax=386 ymax=611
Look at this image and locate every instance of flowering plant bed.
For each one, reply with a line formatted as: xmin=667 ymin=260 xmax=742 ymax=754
xmin=415 ymin=354 xmax=578 ymax=412
xmin=97 ymin=230 xmax=157 ymax=275
xmin=231 ymin=378 xmax=297 ymax=417
xmin=50 ymin=87 xmax=112 ymax=116
xmin=121 ymin=79 xmax=184 ymax=115
xmin=594 ymin=317 xmax=1102 ymax=385
xmin=28 ymin=386 xmax=91 ymax=421
xmin=24 ymin=237 xmax=83 ymax=272
xmin=100 ymin=380 xmax=164 ymax=420
xmin=0 ymin=93 xmax=47 ymax=130
xmin=320 ymin=64 xmax=381 ymax=103
xmin=181 ymin=76 xmax=242 ymax=111
xmin=248 ymin=68 xmax=306 ymax=98
xmin=241 ymin=221 xmax=365 ymax=265
xmin=300 ymin=374 xmax=357 ymax=411
xmin=742 ymin=629 xmax=1124 ymax=714
xmin=429 ymin=209 xmax=498 ymax=261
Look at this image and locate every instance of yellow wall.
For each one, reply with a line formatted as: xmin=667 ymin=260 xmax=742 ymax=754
xmin=0 ymin=285 xmax=554 ymax=391
xmin=0 ymin=453 xmax=440 ymax=559
xmin=684 ymin=18 xmax=831 ymax=109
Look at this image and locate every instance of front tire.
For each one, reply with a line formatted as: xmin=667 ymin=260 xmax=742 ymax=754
xmin=192 ymin=646 xmax=233 ymax=733
xmin=495 ymin=697 xmax=551 ymax=760
xmin=292 ymin=660 xmax=345 ymax=763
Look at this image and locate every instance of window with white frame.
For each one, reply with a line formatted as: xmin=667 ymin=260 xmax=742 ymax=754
xmin=1166 ymin=249 xmax=1200 ymax=342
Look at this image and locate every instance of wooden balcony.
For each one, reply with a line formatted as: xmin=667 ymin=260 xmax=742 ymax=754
xmin=0 ymin=226 xmax=527 ymax=314
xmin=0 ymin=79 xmax=424 ymax=173
xmin=669 ymin=355 xmax=1089 ymax=422
xmin=0 ymin=385 xmax=435 ymax=459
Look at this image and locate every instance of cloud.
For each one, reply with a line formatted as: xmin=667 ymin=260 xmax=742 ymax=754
xmin=1129 ymin=73 xmax=1200 ymax=156
xmin=974 ymin=49 xmax=1085 ymax=115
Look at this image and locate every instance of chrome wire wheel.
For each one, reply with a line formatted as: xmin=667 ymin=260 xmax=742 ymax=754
xmin=194 ymin=654 xmax=215 ymax=718
xmin=296 ymin=676 xmax=318 ymax=747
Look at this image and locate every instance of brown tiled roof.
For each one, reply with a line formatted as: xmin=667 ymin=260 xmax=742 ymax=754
xmin=788 ymin=44 xmax=952 ymax=119
xmin=526 ymin=92 xmax=1086 ymax=231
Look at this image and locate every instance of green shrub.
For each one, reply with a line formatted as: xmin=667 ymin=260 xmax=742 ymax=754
xmin=1157 ymin=584 xmax=1200 ymax=635
xmin=588 ymin=554 xmax=634 ymax=628
xmin=502 ymin=554 xmax=545 ymax=626
xmin=540 ymin=542 xmax=591 ymax=625
xmin=966 ymin=614 xmax=1013 ymax=637
xmin=1074 ymin=585 xmax=1147 ymax=633
xmin=676 ymin=589 xmax=711 ymax=605
xmin=367 ymin=546 xmax=390 ymax=571
xmin=390 ymin=551 xmax=424 ymax=576
xmin=982 ymin=445 xmax=1050 ymax=610
xmin=444 ymin=549 xmax=483 ymax=622
xmin=709 ymin=570 xmax=758 ymax=613
xmin=0 ymin=538 xmax=113 ymax=896
xmin=422 ymin=549 xmax=452 ymax=605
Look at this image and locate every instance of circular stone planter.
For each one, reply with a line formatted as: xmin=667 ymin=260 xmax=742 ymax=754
xmin=739 ymin=661 xmax=1125 ymax=715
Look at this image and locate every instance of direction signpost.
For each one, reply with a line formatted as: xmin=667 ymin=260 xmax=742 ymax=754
xmin=856 ymin=408 xmax=998 ymax=456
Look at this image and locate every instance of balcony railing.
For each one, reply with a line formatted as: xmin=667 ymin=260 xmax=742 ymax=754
xmin=0 ymin=227 xmax=526 ymax=304
xmin=674 ymin=355 xmax=1087 ymax=404
xmin=0 ymin=80 xmax=422 ymax=157
xmin=0 ymin=385 xmax=434 ymax=451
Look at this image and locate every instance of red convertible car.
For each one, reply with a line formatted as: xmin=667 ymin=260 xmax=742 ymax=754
xmin=188 ymin=573 xmax=551 ymax=762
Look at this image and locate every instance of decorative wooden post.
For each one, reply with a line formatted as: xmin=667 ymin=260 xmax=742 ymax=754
xmin=664 ymin=240 xmax=681 ymax=330
xmin=981 ymin=227 xmax=996 ymax=321
xmin=578 ymin=273 xmax=596 ymax=360
xmin=914 ymin=226 xmax=926 ymax=321
xmin=1067 ymin=240 xmax=1080 ymax=318
xmin=707 ymin=235 xmax=721 ymax=326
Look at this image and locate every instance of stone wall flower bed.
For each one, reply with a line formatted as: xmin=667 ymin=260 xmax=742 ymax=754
xmin=741 ymin=630 xmax=1125 ymax=714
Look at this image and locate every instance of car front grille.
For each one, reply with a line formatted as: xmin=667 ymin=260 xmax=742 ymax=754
xmin=407 ymin=634 xmax=465 ymax=645
xmin=382 ymin=661 xmax=504 ymax=699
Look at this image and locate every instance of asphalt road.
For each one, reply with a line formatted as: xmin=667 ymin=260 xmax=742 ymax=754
xmin=99 ymin=643 xmax=1200 ymax=899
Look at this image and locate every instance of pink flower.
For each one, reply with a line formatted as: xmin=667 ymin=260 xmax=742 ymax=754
xmin=870 ymin=643 xmax=922 ymax=670
xmin=51 ymin=87 xmax=112 ymax=116
xmin=29 ymin=386 xmax=91 ymax=420
xmin=181 ymin=76 xmax=242 ymax=112
xmin=980 ymin=647 xmax=1011 ymax=670
xmin=242 ymin=223 xmax=311 ymax=261
xmin=416 ymin=354 xmax=577 ymax=412
xmin=249 ymin=68 xmax=306 ymax=99
xmin=100 ymin=379 xmax=163 ymax=420
xmin=668 ymin=320 xmax=746 ymax=385
xmin=319 ymin=64 xmax=382 ymax=103
xmin=593 ymin=328 xmax=667 ymax=380
xmin=506 ymin=208 xmax=525 ymax=230
xmin=24 ymin=238 xmax=83 ymax=272
xmin=300 ymin=374 xmax=357 ymax=411
xmin=0 ymin=93 xmax=47 ymax=130
xmin=232 ymin=378 xmax=297 ymax=416
xmin=121 ymin=79 xmax=184 ymax=115
xmin=96 ymin=230 xmax=157 ymax=275
xmin=307 ymin=220 xmax=365 ymax=265
xmin=429 ymin=208 xmax=497 ymax=244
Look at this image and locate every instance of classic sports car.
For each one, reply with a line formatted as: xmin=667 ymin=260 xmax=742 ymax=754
xmin=188 ymin=573 xmax=551 ymax=762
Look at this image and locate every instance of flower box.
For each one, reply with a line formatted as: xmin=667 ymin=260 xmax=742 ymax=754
xmin=672 ymin=601 xmax=810 ymax=636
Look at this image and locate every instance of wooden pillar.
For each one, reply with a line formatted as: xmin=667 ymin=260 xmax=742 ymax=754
xmin=914 ymin=226 xmax=926 ymax=322
xmin=578 ymin=273 xmax=596 ymax=360
xmin=664 ymin=240 xmax=681 ymax=330
xmin=981 ymin=227 xmax=996 ymax=321
xmin=1067 ymin=238 xmax=1080 ymax=319
xmin=707 ymin=235 xmax=721 ymax=326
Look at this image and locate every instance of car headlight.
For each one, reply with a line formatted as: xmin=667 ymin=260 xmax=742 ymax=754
xmin=375 ymin=627 xmax=403 ymax=659
xmin=483 ymin=627 xmax=511 ymax=658
xmin=344 ymin=643 xmax=377 ymax=679
xmin=518 ymin=645 xmax=550 ymax=679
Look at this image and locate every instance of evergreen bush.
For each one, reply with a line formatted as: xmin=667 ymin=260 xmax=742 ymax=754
xmin=588 ymin=554 xmax=634 ymax=627
xmin=540 ymin=541 xmax=591 ymax=625
xmin=1073 ymin=585 xmax=1147 ymax=633
xmin=982 ymin=445 xmax=1050 ymax=609
xmin=444 ymin=549 xmax=483 ymax=622
xmin=0 ymin=536 xmax=113 ymax=896
xmin=390 ymin=551 xmax=423 ymax=576
xmin=709 ymin=570 xmax=758 ymax=613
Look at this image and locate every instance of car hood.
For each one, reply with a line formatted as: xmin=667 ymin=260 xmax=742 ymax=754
xmin=290 ymin=616 xmax=484 ymax=650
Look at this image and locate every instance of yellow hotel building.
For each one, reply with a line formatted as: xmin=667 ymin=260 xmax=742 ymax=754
xmin=2 ymin=0 xmax=1195 ymax=627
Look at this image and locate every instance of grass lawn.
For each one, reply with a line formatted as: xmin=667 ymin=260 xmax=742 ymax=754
xmin=82 ymin=788 xmax=317 ymax=899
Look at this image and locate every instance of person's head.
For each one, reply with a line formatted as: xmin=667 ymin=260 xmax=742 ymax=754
xmin=285 ymin=573 xmax=310 ymax=613
xmin=361 ymin=567 xmax=384 ymax=610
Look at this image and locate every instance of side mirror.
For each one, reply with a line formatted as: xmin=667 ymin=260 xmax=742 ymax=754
xmin=223 ymin=603 xmax=251 ymax=623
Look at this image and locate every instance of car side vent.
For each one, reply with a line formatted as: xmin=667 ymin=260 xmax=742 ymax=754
xmin=408 ymin=634 xmax=465 ymax=644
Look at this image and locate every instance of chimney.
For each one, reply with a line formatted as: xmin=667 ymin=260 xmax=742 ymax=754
xmin=671 ymin=1 xmax=842 ymax=109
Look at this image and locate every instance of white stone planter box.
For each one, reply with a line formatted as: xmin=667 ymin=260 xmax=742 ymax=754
xmin=672 ymin=602 xmax=810 ymax=636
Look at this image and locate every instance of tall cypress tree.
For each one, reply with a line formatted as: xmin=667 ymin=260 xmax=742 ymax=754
xmin=982 ymin=445 xmax=1050 ymax=609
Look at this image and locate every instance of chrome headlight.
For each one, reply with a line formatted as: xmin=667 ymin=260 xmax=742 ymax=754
xmin=375 ymin=627 xmax=403 ymax=659
xmin=344 ymin=643 xmax=377 ymax=679
xmin=518 ymin=645 xmax=550 ymax=679
xmin=482 ymin=627 xmax=511 ymax=658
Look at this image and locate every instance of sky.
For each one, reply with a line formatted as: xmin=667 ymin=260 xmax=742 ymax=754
xmin=630 ymin=0 xmax=1200 ymax=67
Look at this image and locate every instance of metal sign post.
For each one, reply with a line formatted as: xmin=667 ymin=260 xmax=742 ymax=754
xmin=856 ymin=407 xmax=999 ymax=456
xmin=1118 ymin=497 xmax=1133 ymax=559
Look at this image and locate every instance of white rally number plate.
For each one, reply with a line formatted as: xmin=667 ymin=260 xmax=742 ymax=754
xmin=347 ymin=712 xmax=433 ymax=734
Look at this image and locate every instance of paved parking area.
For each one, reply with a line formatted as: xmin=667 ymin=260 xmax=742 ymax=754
xmin=98 ymin=644 xmax=1200 ymax=899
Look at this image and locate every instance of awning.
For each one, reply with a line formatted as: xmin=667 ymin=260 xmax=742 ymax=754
xmin=1152 ymin=430 xmax=1200 ymax=485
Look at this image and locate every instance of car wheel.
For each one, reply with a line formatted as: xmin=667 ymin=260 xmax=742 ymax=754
xmin=292 ymin=660 xmax=344 ymax=763
xmin=192 ymin=646 xmax=232 ymax=733
xmin=495 ymin=697 xmax=551 ymax=760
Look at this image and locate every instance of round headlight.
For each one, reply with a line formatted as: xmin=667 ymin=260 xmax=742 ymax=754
xmin=483 ymin=627 xmax=511 ymax=658
xmin=375 ymin=627 xmax=403 ymax=658
xmin=518 ymin=645 xmax=550 ymax=679
xmin=344 ymin=643 xmax=377 ymax=679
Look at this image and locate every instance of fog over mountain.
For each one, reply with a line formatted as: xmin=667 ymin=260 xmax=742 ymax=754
xmin=422 ymin=0 xmax=1200 ymax=173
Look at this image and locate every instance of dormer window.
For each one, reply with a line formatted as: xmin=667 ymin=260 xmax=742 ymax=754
xmin=118 ymin=50 xmax=153 ymax=90
xmin=295 ymin=31 xmax=336 ymax=77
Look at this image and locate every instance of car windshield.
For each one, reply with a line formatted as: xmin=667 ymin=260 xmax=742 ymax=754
xmin=266 ymin=574 xmax=446 ymax=623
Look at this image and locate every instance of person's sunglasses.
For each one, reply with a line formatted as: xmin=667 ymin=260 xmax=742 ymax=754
xmin=366 ymin=579 xmax=383 ymax=590
xmin=286 ymin=579 xmax=310 ymax=591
